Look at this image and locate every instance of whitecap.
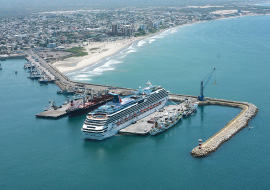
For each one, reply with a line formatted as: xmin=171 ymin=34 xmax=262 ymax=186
xmin=137 ymin=40 xmax=146 ymax=47
xmin=120 ymin=54 xmax=127 ymax=58
xmin=92 ymin=66 xmax=114 ymax=76
xmin=103 ymin=60 xmax=122 ymax=66
xmin=75 ymin=74 xmax=90 ymax=78
xmin=149 ymin=39 xmax=156 ymax=44
xmin=127 ymin=49 xmax=137 ymax=53
xmin=170 ymin=29 xmax=177 ymax=34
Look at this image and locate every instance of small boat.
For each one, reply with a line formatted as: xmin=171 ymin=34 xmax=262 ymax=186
xmin=57 ymin=89 xmax=75 ymax=95
xmin=182 ymin=99 xmax=198 ymax=118
xmin=0 ymin=63 xmax=2 ymax=70
xmin=39 ymin=77 xmax=49 ymax=84
xmin=44 ymin=100 xmax=57 ymax=111
xmin=15 ymin=71 xmax=18 ymax=74
xmin=149 ymin=110 xmax=182 ymax=136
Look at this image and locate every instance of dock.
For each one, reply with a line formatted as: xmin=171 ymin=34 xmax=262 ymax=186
xmin=25 ymin=50 xmax=135 ymax=95
xmin=119 ymin=103 xmax=187 ymax=135
xmin=36 ymin=104 xmax=69 ymax=119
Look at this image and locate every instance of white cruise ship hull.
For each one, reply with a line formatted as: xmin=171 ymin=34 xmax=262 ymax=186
xmin=83 ymin=98 xmax=167 ymax=140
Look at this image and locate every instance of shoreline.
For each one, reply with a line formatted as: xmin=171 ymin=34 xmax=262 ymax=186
xmin=53 ymin=27 xmax=176 ymax=74
xmin=53 ymin=13 xmax=269 ymax=75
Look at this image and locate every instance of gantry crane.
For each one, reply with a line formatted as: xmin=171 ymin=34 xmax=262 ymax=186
xmin=198 ymin=68 xmax=216 ymax=101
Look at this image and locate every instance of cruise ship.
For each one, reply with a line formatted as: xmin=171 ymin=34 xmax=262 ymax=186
xmin=81 ymin=82 xmax=169 ymax=140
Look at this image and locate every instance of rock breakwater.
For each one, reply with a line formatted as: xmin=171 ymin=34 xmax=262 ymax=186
xmin=191 ymin=98 xmax=258 ymax=157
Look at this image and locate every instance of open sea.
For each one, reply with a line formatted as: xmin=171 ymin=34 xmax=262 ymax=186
xmin=1 ymin=15 xmax=270 ymax=189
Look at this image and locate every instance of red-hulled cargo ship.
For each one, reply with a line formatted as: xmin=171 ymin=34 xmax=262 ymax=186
xmin=67 ymin=94 xmax=114 ymax=117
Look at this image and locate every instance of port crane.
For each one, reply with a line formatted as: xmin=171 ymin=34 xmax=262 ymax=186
xmin=198 ymin=68 xmax=216 ymax=101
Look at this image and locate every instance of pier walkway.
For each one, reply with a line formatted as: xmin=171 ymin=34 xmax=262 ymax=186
xmin=26 ymin=50 xmax=134 ymax=95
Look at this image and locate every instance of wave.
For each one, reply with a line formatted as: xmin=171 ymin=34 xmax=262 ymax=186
xmin=170 ymin=29 xmax=177 ymax=34
xmin=152 ymin=27 xmax=179 ymax=39
xmin=137 ymin=40 xmax=146 ymax=47
xmin=69 ymin=28 xmax=185 ymax=81
xmin=149 ymin=39 xmax=156 ymax=44
xmin=127 ymin=49 xmax=137 ymax=53
xmin=71 ymin=73 xmax=93 ymax=81
xmin=87 ymin=59 xmax=121 ymax=77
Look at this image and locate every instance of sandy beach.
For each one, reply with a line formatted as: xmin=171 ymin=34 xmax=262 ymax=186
xmin=53 ymin=36 xmax=146 ymax=73
xmin=53 ymin=14 xmax=263 ymax=74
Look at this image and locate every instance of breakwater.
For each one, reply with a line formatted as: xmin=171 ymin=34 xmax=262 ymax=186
xmin=191 ymin=98 xmax=258 ymax=157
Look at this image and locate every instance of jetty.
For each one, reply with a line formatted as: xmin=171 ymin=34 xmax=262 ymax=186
xmin=25 ymin=50 xmax=134 ymax=95
xmin=36 ymin=105 xmax=68 ymax=119
xmin=24 ymin=50 xmax=259 ymax=157
xmin=191 ymin=98 xmax=258 ymax=157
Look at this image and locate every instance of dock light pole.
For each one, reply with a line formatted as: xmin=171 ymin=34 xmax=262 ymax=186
xmin=199 ymin=139 xmax=202 ymax=149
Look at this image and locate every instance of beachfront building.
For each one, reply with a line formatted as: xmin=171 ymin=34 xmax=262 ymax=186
xmin=112 ymin=24 xmax=118 ymax=36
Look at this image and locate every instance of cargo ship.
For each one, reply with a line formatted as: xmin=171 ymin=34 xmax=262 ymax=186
xmin=67 ymin=94 xmax=114 ymax=117
xmin=149 ymin=110 xmax=182 ymax=135
xmin=182 ymin=103 xmax=198 ymax=118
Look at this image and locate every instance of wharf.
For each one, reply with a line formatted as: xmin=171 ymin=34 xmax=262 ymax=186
xmin=119 ymin=103 xmax=187 ymax=135
xmin=27 ymin=55 xmax=56 ymax=81
xmin=36 ymin=104 xmax=69 ymax=119
xmin=25 ymin=50 xmax=135 ymax=95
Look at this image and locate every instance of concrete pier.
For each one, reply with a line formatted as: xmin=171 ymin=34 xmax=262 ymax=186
xmin=36 ymin=104 xmax=69 ymax=119
xmin=191 ymin=98 xmax=258 ymax=157
xmin=119 ymin=103 xmax=187 ymax=135
xmin=25 ymin=50 xmax=135 ymax=95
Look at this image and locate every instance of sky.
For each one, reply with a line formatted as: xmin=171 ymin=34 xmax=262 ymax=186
xmin=0 ymin=0 xmax=266 ymax=16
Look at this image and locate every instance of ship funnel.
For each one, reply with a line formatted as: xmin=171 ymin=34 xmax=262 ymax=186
xmin=109 ymin=93 xmax=121 ymax=103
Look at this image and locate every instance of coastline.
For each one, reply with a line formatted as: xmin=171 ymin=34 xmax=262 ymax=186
xmin=52 ymin=13 xmax=269 ymax=75
xmin=52 ymin=27 xmax=178 ymax=74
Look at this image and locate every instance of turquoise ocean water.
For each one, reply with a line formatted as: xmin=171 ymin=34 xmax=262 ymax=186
xmin=1 ymin=15 xmax=270 ymax=189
